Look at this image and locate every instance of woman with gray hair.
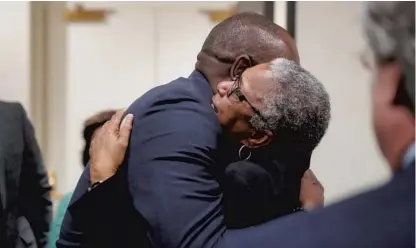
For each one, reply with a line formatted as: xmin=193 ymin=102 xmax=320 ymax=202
xmin=213 ymin=58 xmax=330 ymax=155
xmin=212 ymin=57 xmax=330 ymax=227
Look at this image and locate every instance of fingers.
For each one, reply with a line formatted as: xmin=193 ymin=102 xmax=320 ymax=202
xmin=306 ymin=169 xmax=317 ymax=180
xmin=109 ymin=109 xmax=126 ymax=132
xmin=302 ymin=169 xmax=313 ymax=179
xmin=119 ymin=114 xmax=134 ymax=146
xmin=89 ymin=121 xmax=103 ymax=159
xmin=303 ymin=169 xmax=324 ymax=191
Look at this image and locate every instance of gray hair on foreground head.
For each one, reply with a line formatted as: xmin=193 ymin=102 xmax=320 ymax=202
xmin=250 ymin=58 xmax=331 ymax=152
xmin=364 ymin=1 xmax=415 ymax=112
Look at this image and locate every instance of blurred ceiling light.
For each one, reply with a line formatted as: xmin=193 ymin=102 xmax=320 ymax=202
xmin=64 ymin=4 xmax=114 ymax=23
xmin=200 ymin=4 xmax=237 ymax=23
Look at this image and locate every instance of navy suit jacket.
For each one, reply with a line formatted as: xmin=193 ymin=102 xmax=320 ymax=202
xmin=59 ymin=70 xmax=414 ymax=247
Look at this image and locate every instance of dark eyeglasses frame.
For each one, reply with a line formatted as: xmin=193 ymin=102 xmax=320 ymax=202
xmin=227 ymin=74 xmax=270 ymax=128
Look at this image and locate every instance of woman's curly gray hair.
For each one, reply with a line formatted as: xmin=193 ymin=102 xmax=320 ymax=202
xmin=250 ymin=58 xmax=331 ymax=152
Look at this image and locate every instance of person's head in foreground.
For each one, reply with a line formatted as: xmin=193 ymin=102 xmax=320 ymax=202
xmin=363 ymin=1 xmax=415 ymax=171
xmin=82 ymin=110 xmax=117 ymax=166
xmin=196 ymin=12 xmax=300 ymax=93
xmin=212 ymin=58 xmax=331 ymax=159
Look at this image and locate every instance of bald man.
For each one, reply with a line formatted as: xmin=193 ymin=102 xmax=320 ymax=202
xmin=58 ymin=13 xmax=319 ymax=248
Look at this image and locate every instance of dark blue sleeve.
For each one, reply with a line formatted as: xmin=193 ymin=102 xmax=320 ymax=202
xmin=126 ymin=96 xmax=228 ymax=248
xmin=57 ymin=165 xmax=148 ymax=248
xmin=56 ymin=164 xmax=91 ymax=248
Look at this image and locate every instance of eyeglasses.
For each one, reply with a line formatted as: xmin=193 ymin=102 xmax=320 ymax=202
xmin=227 ymin=74 xmax=269 ymax=128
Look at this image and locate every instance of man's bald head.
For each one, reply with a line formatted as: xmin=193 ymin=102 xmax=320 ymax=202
xmin=195 ymin=12 xmax=299 ymax=91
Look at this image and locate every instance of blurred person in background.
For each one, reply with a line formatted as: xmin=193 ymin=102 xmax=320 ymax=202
xmin=0 ymin=101 xmax=52 ymax=248
xmin=64 ymin=1 xmax=414 ymax=247
xmin=48 ymin=110 xmax=116 ymax=248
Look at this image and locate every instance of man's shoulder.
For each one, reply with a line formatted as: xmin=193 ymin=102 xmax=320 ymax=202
xmin=138 ymin=76 xmax=204 ymax=103
xmin=0 ymin=100 xmax=26 ymax=133
xmin=125 ymin=74 xmax=220 ymax=157
xmin=128 ymin=75 xmax=215 ymax=122
xmin=0 ymin=100 xmax=24 ymax=117
xmin=281 ymin=170 xmax=415 ymax=247
xmin=322 ymin=173 xmax=413 ymax=222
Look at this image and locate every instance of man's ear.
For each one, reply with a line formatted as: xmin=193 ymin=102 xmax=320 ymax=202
xmin=377 ymin=63 xmax=402 ymax=104
xmin=393 ymin=72 xmax=415 ymax=114
xmin=378 ymin=62 xmax=414 ymax=115
xmin=241 ymin=130 xmax=273 ymax=148
xmin=230 ymin=55 xmax=252 ymax=80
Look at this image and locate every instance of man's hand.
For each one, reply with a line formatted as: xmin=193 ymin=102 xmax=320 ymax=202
xmin=89 ymin=109 xmax=133 ymax=183
xmin=299 ymin=169 xmax=324 ymax=211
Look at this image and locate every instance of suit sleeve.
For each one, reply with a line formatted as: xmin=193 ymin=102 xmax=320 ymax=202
xmin=126 ymin=97 xmax=228 ymax=248
xmin=57 ymin=164 xmax=147 ymax=248
xmin=18 ymin=104 xmax=52 ymax=248
xmin=55 ymin=163 xmax=91 ymax=248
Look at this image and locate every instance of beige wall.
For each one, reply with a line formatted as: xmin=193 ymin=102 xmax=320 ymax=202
xmin=0 ymin=2 xmax=31 ymax=113
xmin=0 ymin=2 xmax=48 ymax=155
xmin=295 ymin=1 xmax=390 ymax=204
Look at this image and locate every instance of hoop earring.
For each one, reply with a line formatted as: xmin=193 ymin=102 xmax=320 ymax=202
xmin=238 ymin=144 xmax=252 ymax=161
